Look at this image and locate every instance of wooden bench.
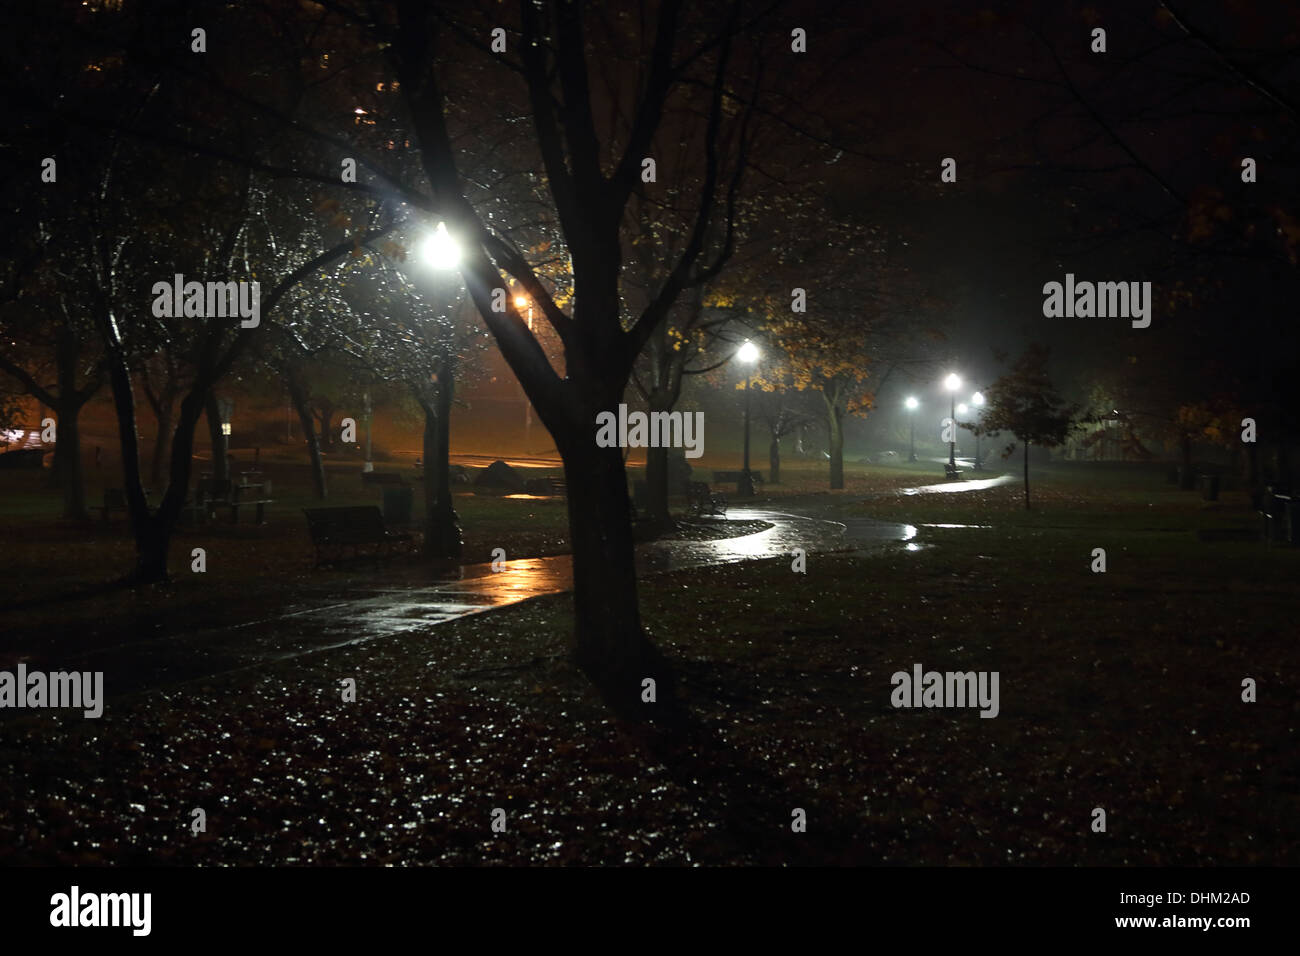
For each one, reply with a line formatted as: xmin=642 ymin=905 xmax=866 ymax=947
xmin=303 ymin=506 xmax=415 ymax=566
xmin=712 ymin=469 xmax=763 ymax=488
xmin=686 ymin=481 xmax=727 ymax=518
xmin=230 ymin=480 xmax=274 ymax=525
xmin=361 ymin=471 xmax=407 ymax=486
xmin=944 ymin=462 xmax=963 ymax=479
xmin=524 ymin=475 xmax=567 ymax=497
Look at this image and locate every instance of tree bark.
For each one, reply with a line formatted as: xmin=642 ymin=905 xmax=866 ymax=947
xmin=1023 ymin=440 xmax=1031 ymax=510
xmin=48 ymin=328 xmax=95 ymax=518
xmin=826 ymin=399 xmax=845 ymax=490
xmin=205 ymin=393 xmax=229 ymax=482
xmin=561 ymin=439 xmax=667 ymax=708
xmin=55 ymin=401 xmax=87 ymax=519
xmin=769 ymin=434 xmax=781 ymax=484
xmin=151 ymin=399 xmax=173 ymax=489
xmin=287 ymin=372 xmax=326 ymax=498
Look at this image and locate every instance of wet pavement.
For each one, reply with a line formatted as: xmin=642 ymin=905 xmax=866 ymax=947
xmin=41 ymin=475 xmax=1005 ymax=701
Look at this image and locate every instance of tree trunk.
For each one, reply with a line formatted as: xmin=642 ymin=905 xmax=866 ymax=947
xmin=1179 ymin=433 xmax=1195 ymax=489
xmin=56 ymin=401 xmax=88 ymax=520
xmin=317 ymin=402 xmax=336 ymax=451
xmin=48 ymin=329 xmax=93 ymax=518
xmin=561 ymin=438 xmax=667 ymax=708
xmin=151 ymin=399 xmax=174 ymax=489
xmin=205 ymin=393 xmax=229 ymax=482
xmin=1023 ymin=440 xmax=1031 ymax=510
xmin=769 ymin=434 xmax=781 ymax=484
xmin=827 ymin=405 xmax=845 ymax=490
xmin=287 ymin=373 xmax=326 ymax=498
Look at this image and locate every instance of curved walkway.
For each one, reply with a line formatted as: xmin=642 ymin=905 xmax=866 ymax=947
xmin=49 ymin=474 xmax=1007 ymax=700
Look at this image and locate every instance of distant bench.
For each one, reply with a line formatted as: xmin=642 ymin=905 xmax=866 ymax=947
xmin=712 ymin=470 xmax=763 ymax=488
xmin=524 ymin=476 xmax=567 ymax=497
xmin=304 ymin=506 xmax=415 ymax=566
xmin=362 ymin=471 xmax=408 ymax=486
xmin=184 ymin=478 xmax=274 ymax=525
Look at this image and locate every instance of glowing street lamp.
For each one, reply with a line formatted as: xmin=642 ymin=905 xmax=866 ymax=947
xmin=905 ymin=396 xmax=919 ymax=462
xmin=738 ymin=340 xmax=760 ymax=497
xmin=420 ymin=222 xmax=461 ymax=271
xmin=944 ymin=373 xmax=962 ymax=472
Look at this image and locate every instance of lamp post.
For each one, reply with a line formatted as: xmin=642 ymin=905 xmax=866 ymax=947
xmin=971 ymin=391 xmax=985 ymax=470
xmin=738 ymin=340 xmax=760 ymax=497
xmin=514 ymin=294 xmax=534 ymax=453
xmin=419 ymin=221 xmax=465 ymax=561
xmin=944 ymin=373 xmax=961 ymax=471
xmin=905 ymin=396 xmax=919 ymax=462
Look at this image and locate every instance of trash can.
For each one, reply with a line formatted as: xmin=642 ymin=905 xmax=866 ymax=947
xmin=1284 ymin=497 xmax=1300 ymax=545
xmin=1199 ymin=474 xmax=1219 ymax=501
xmin=382 ymin=486 xmax=414 ymax=527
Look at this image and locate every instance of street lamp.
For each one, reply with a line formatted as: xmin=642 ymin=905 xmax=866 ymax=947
xmin=905 ymin=396 xmax=919 ymax=462
xmin=971 ymin=391 xmax=985 ymax=470
xmin=944 ymin=373 xmax=961 ymax=472
xmin=420 ymin=222 xmax=461 ymax=270
xmin=737 ymin=340 xmax=760 ymax=497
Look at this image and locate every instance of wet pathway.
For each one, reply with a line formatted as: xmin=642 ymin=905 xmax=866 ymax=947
xmin=45 ymin=473 xmax=1005 ymax=700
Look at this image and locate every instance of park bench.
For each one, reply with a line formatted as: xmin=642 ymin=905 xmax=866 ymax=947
xmin=686 ymin=481 xmax=727 ymax=519
xmin=229 ymin=479 xmax=274 ymax=525
xmin=361 ymin=471 xmax=407 ymax=486
xmin=944 ymin=462 xmax=963 ymax=479
xmin=712 ymin=469 xmax=763 ymax=489
xmin=303 ymin=505 xmax=415 ymax=566
xmin=524 ymin=475 xmax=567 ymax=497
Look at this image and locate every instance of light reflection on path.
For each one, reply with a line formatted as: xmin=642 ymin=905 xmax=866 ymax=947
xmin=901 ymin=474 xmax=1016 ymax=495
xmin=55 ymin=482 xmax=1001 ymax=696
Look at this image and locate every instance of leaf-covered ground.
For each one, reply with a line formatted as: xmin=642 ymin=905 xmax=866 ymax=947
xmin=2 ymin=467 xmax=1295 ymax=865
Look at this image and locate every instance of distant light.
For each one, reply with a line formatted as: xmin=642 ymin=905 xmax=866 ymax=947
xmin=354 ymin=108 xmax=365 ymax=115
xmin=514 ymin=295 xmax=528 ymax=309
xmin=420 ymin=222 xmax=461 ymax=270
xmin=737 ymin=340 xmax=760 ymax=364
xmin=944 ymin=373 xmax=962 ymax=392
xmin=221 ymin=423 xmax=232 ymax=436
xmin=957 ymin=403 xmax=969 ymax=415
xmin=972 ymin=391 xmax=985 ymax=406
xmin=905 ymin=396 xmax=919 ymax=410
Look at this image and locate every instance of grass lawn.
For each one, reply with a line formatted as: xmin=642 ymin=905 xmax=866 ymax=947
xmin=1 ymin=458 xmax=1293 ymax=864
